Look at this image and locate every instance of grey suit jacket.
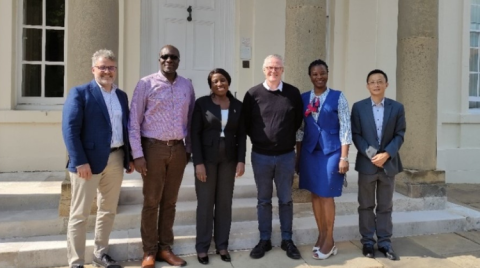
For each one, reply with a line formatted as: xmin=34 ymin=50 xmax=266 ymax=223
xmin=351 ymin=97 xmax=406 ymax=176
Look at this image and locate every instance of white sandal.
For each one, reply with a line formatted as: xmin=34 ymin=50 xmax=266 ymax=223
xmin=313 ymin=245 xmax=338 ymax=260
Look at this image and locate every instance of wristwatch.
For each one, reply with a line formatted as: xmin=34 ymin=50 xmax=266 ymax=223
xmin=340 ymin=157 xmax=349 ymax=162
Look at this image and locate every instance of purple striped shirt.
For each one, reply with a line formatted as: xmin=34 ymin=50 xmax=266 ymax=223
xmin=129 ymin=71 xmax=195 ymax=159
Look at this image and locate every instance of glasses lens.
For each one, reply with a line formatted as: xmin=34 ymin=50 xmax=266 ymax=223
xmin=96 ymin=66 xmax=116 ymax=71
xmin=160 ymin=54 xmax=179 ymax=60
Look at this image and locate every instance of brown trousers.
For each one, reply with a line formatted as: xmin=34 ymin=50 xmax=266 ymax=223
xmin=140 ymin=138 xmax=187 ymax=254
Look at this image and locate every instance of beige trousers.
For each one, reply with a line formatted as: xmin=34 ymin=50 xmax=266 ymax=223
xmin=67 ymin=150 xmax=124 ymax=266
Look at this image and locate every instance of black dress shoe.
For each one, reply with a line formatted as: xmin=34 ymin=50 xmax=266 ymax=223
xmin=197 ymin=254 xmax=209 ymax=265
xmin=92 ymin=253 xmax=121 ymax=268
xmin=379 ymin=246 xmax=399 ymax=261
xmin=250 ymin=239 xmax=272 ymax=259
xmin=362 ymin=244 xmax=375 ymax=258
xmin=281 ymin=239 xmax=302 ymax=260
xmin=216 ymin=250 xmax=231 ymax=262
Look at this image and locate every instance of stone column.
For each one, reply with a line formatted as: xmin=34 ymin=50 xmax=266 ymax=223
xmin=284 ymin=0 xmax=327 ymax=93
xmin=59 ymin=0 xmax=119 ymax=216
xmin=395 ymin=0 xmax=445 ymax=198
xmin=284 ymin=0 xmax=327 ymax=203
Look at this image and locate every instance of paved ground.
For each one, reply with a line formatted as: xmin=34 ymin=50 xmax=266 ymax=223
xmin=56 ymin=184 xmax=480 ymax=268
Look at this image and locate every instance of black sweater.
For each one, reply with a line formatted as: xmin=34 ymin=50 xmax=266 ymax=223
xmin=242 ymin=82 xmax=303 ymax=155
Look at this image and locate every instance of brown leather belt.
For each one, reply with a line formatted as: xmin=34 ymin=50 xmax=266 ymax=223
xmin=143 ymin=137 xmax=183 ymax=147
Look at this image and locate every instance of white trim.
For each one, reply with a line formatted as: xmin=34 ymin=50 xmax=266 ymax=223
xmin=16 ymin=0 xmax=66 ymax=108
xmin=224 ymin=0 xmax=235 ymax=88
xmin=325 ymin=0 xmax=330 ymax=63
xmin=468 ymin=1 xmax=480 ymax=111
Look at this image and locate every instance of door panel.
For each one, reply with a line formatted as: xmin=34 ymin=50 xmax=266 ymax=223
xmin=141 ymin=0 xmax=231 ymax=97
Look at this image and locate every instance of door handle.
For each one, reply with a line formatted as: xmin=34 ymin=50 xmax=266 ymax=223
xmin=187 ymin=6 xmax=192 ymax=22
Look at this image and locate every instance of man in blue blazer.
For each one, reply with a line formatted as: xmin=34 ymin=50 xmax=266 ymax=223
xmin=351 ymin=69 xmax=406 ymax=261
xmin=62 ymin=49 xmax=133 ymax=268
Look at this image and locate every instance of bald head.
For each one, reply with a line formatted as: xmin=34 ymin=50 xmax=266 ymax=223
xmin=159 ymin=45 xmax=180 ymax=59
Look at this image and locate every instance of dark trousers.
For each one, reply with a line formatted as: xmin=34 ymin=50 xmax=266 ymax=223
xmin=195 ymin=139 xmax=236 ymax=253
xmin=140 ymin=138 xmax=187 ymax=254
xmin=251 ymin=151 xmax=295 ymax=240
xmin=357 ymin=170 xmax=395 ymax=248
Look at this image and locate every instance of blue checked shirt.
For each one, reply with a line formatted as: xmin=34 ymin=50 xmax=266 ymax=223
xmin=97 ymin=82 xmax=124 ymax=148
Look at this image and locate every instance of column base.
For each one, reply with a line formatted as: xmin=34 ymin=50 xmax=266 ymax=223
xmin=58 ymin=172 xmax=98 ymax=217
xmin=395 ymin=169 xmax=446 ymax=198
xmin=292 ymin=174 xmax=311 ymax=203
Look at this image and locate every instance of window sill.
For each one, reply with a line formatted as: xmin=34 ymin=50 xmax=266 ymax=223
xmin=442 ymin=112 xmax=480 ymax=124
xmin=0 ymin=110 xmax=62 ymax=123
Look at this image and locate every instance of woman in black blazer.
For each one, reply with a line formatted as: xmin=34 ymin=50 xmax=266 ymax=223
xmin=191 ymin=68 xmax=246 ymax=264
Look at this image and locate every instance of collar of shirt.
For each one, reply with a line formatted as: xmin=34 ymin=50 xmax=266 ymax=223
xmin=310 ymin=87 xmax=330 ymax=99
xmin=371 ymin=97 xmax=385 ymax=107
xmin=96 ymin=81 xmax=118 ymax=93
xmin=157 ymin=70 xmax=179 ymax=84
xmin=263 ymin=80 xmax=283 ymax=92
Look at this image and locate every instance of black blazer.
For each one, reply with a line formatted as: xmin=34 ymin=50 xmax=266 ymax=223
xmin=191 ymin=95 xmax=246 ymax=165
xmin=351 ymin=97 xmax=406 ymax=176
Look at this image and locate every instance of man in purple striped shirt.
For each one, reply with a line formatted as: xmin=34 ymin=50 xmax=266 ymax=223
xmin=129 ymin=45 xmax=195 ymax=268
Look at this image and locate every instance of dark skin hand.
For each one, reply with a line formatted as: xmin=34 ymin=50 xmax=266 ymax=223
xmin=134 ymin=157 xmax=147 ymax=176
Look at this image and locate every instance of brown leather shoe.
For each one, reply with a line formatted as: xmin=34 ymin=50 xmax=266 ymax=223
xmin=141 ymin=253 xmax=155 ymax=268
xmin=156 ymin=248 xmax=187 ymax=266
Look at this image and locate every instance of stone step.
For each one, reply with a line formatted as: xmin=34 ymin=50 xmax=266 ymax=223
xmin=0 ymin=165 xmax=410 ymax=211
xmin=0 ymin=193 xmax=447 ymax=240
xmin=0 ymin=164 xmax=261 ymax=210
xmin=1 ymin=203 xmax=479 ymax=268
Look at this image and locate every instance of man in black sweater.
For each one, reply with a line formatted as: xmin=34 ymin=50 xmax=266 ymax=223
xmin=242 ymin=54 xmax=303 ymax=260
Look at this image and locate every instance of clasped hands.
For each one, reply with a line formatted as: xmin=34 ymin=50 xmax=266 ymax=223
xmin=371 ymin=152 xmax=390 ymax=168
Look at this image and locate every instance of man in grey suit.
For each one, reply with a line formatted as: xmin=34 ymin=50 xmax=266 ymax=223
xmin=351 ymin=69 xmax=406 ymax=261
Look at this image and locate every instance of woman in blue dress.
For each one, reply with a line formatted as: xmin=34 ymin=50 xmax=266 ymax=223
xmin=296 ymin=59 xmax=352 ymax=260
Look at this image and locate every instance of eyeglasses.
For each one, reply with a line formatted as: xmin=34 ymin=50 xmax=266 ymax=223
xmin=160 ymin=54 xmax=179 ymax=61
xmin=265 ymin=66 xmax=283 ymax=71
xmin=368 ymin=80 xmax=385 ymax=85
xmin=94 ymin=66 xmax=117 ymax=72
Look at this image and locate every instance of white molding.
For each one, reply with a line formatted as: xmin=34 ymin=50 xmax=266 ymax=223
xmin=224 ymin=0 xmax=235 ymax=78
xmin=140 ymin=0 xmax=153 ymax=77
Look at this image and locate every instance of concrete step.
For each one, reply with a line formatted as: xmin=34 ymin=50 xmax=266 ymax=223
xmin=1 ymin=203 xmax=479 ymax=268
xmin=0 ymin=193 xmax=447 ymax=240
xmin=0 ymin=164 xmax=261 ymax=210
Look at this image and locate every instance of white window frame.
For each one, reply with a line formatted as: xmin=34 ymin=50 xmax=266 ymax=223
xmin=470 ymin=0 xmax=480 ymax=110
xmin=16 ymin=0 xmax=67 ymax=109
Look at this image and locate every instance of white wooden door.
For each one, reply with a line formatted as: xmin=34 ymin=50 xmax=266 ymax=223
xmin=141 ymin=0 xmax=234 ymax=98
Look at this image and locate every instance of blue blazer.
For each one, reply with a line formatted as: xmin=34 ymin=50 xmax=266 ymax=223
xmin=301 ymin=90 xmax=341 ymax=155
xmin=351 ymin=97 xmax=406 ymax=176
xmin=62 ymin=80 xmax=132 ymax=174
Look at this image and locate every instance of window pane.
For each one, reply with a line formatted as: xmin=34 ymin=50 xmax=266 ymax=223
xmin=470 ymin=49 xmax=479 ymax=72
xmin=45 ymin=65 xmax=64 ymax=97
xmin=470 ymin=73 xmax=479 ymax=97
xmin=469 ymin=101 xmax=480 ymax=109
xmin=22 ymin=64 xmax=41 ymax=97
xmin=46 ymin=0 xmax=65 ymax=26
xmin=471 ymin=32 xmax=479 ymax=47
xmin=46 ymin=30 xmax=64 ymax=61
xmin=23 ymin=0 xmax=42 ymax=25
xmin=23 ymin=28 xmax=42 ymax=61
